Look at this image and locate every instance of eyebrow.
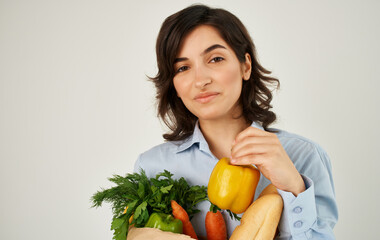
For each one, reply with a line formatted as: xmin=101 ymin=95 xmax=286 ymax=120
xmin=203 ymin=44 xmax=226 ymax=55
xmin=174 ymin=44 xmax=227 ymax=64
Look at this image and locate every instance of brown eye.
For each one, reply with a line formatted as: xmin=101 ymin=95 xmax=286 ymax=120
xmin=176 ymin=66 xmax=189 ymax=73
xmin=210 ymin=57 xmax=224 ymax=63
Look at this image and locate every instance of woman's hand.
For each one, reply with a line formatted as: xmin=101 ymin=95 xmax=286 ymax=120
xmin=230 ymin=126 xmax=305 ymax=196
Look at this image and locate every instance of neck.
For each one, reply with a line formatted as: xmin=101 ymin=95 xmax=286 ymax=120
xmin=198 ymin=117 xmax=251 ymax=160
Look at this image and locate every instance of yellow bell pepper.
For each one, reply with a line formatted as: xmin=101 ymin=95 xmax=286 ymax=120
xmin=208 ymin=157 xmax=260 ymax=214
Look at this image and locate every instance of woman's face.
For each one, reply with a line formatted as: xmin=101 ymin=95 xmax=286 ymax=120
xmin=173 ymin=25 xmax=251 ymax=121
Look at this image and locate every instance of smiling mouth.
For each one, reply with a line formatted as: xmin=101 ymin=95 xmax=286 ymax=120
xmin=194 ymin=93 xmax=219 ymax=103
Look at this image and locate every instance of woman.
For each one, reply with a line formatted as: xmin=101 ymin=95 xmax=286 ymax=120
xmin=134 ymin=4 xmax=338 ymax=239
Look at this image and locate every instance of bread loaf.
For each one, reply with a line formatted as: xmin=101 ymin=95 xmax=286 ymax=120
xmin=229 ymin=184 xmax=283 ymax=240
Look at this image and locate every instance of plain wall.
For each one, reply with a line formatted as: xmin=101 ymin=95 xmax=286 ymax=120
xmin=1 ymin=0 xmax=379 ymax=239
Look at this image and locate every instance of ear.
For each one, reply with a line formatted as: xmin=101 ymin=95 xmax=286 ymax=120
xmin=242 ymin=53 xmax=252 ymax=81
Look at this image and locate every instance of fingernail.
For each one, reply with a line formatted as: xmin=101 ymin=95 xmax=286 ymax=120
xmin=230 ymin=158 xmax=236 ymax=164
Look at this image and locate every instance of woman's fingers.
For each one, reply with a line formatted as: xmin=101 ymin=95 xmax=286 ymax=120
xmin=231 ymin=136 xmax=276 ymax=154
xmin=231 ymin=143 xmax=275 ymax=162
xmin=230 ymin=153 xmax=266 ymax=166
xmin=231 ymin=127 xmax=280 ymax=164
xmin=231 ymin=126 xmax=305 ymax=195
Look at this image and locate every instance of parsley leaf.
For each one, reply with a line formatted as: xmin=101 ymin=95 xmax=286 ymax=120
xmin=91 ymin=169 xmax=208 ymax=239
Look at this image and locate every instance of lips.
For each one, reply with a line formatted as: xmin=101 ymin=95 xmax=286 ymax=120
xmin=194 ymin=92 xmax=219 ymax=103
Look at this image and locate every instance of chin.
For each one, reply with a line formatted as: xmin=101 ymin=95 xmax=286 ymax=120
xmin=196 ymin=111 xmax=223 ymax=121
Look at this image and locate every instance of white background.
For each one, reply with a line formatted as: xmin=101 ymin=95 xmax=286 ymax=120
xmin=1 ymin=0 xmax=379 ymax=239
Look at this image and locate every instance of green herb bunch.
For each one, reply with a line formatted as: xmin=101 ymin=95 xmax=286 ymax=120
xmin=91 ymin=169 xmax=208 ymax=240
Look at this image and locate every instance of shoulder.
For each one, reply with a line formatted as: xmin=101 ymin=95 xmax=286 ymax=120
xmin=141 ymin=141 xmax=180 ymax=158
xmin=133 ymin=139 xmax=187 ymax=176
xmin=270 ymin=128 xmax=331 ymax=168
xmin=271 ymin=128 xmax=324 ymax=151
xmin=137 ymin=140 xmax=181 ymax=164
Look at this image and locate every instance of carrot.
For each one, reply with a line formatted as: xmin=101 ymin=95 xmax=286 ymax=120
xmin=171 ymin=200 xmax=198 ymax=239
xmin=205 ymin=210 xmax=227 ymax=240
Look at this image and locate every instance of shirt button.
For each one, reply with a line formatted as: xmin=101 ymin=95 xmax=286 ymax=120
xmin=293 ymin=206 xmax=302 ymax=213
xmin=294 ymin=221 xmax=303 ymax=228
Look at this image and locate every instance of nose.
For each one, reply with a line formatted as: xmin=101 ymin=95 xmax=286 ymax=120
xmin=194 ymin=64 xmax=211 ymax=89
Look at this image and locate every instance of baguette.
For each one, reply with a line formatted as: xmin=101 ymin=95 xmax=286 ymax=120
xmin=229 ymin=184 xmax=283 ymax=240
xmin=258 ymin=183 xmax=278 ymax=197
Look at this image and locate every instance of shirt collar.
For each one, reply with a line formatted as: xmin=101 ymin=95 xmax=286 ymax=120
xmin=175 ymin=120 xmax=264 ymax=153
xmin=175 ymin=120 xmax=207 ymax=153
xmin=250 ymin=121 xmax=264 ymax=131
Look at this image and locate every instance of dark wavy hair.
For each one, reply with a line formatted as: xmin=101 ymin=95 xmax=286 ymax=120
xmin=150 ymin=4 xmax=279 ymax=141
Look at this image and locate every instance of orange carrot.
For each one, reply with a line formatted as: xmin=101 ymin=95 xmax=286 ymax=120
xmin=205 ymin=210 xmax=227 ymax=240
xmin=171 ymin=200 xmax=198 ymax=239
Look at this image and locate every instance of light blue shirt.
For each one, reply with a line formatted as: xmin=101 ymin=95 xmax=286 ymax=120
xmin=133 ymin=121 xmax=338 ymax=239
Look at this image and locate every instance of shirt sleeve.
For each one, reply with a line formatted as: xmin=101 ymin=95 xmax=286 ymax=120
xmin=275 ymin=144 xmax=338 ymax=240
